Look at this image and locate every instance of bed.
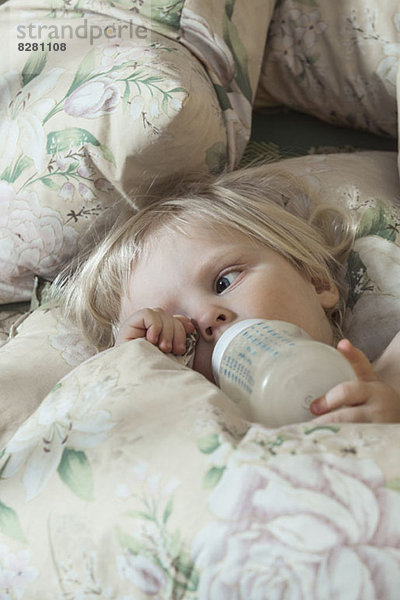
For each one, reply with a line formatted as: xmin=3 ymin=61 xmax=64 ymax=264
xmin=1 ymin=0 xmax=400 ymax=597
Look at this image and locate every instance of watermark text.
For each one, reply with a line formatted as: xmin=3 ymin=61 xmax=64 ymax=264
xmin=16 ymin=19 xmax=148 ymax=46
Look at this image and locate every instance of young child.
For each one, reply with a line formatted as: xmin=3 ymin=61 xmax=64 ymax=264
xmin=58 ymin=165 xmax=400 ymax=424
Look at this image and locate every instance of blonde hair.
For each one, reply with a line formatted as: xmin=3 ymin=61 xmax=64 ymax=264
xmin=55 ymin=164 xmax=355 ymax=350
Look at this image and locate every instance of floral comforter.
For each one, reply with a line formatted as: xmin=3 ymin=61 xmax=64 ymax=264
xmin=1 ymin=0 xmax=400 ymax=596
xmin=1 ymin=337 xmax=400 ymax=599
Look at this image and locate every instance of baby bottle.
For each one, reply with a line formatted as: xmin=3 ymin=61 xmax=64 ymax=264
xmin=212 ymin=319 xmax=357 ymax=427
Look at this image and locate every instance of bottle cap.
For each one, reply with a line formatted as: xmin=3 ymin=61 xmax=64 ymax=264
xmin=212 ymin=319 xmax=272 ymax=384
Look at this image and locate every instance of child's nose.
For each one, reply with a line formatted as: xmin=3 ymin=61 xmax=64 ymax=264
xmin=196 ymin=308 xmax=235 ymax=342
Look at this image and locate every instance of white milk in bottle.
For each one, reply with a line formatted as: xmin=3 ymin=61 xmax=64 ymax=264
xmin=212 ymin=319 xmax=357 ymax=427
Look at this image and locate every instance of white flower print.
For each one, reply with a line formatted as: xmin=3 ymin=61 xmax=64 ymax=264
xmin=192 ymin=453 xmax=400 ymax=599
xmin=126 ymin=461 xmax=181 ymax=499
xmin=64 ymin=77 xmax=120 ymax=119
xmin=269 ymin=33 xmax=302 ymax=74
xmin=128 ymin=81 xmax=184 ymax=124
xmin=0 ymin=181 xmax=78 ymax=302
xmin=376 ymin=41 xmax=400 ymax=96
xmin=77 ymin=165 xmax=93 ymax=179
xmin=78 ymin=182 xmax=96 ymax=200
xmin=296 ymin=9 xmax=327 ymax=49
xmin=100 ymin=41 xmax=153 ymax=69
xmin=55 ymin=155 xmax=69 ymax=171
xmin=0 ymin=545 xmax=38 ymax=598
xmin=129 ymin=95 xmax=145 ymax=119
xmin=268 ymin=7 xmax=326 ymax=73
xmin=1 ymin=377 xmax=117 ymax=500
xmin=58 ymin=181 xmax=75 ymax=201
xmin=49 ymin=318 xmax=96 ymax=366
xmin=270 ymin=10 xmax=296 ymax=41
xmin=169 ymin=97 xmax=182 ymax=112
xmin=0 ymin=68 xmax=64 ymax=174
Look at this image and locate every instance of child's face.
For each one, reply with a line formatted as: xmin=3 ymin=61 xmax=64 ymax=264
xmin=120 ymin=224 xmax=339 ymax=381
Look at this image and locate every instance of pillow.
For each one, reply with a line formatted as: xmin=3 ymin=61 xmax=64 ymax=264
xmin=0 ymin=5 xmax=227 ymax=304
xmin=73 ymin=0 xmax=274 ymax=164
xmin=269 ymin=151 xmax=400 ymax=360
xmin=255 ymin=0 xmax=400 ymax=137
xmin=1 ymin=336 xmax=400 ymax=596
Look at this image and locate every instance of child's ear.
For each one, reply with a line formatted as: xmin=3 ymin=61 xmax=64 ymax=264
xmin=312 ymin=279 xmax=339 ymax=309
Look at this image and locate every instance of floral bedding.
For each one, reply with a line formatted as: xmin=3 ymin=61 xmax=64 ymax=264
xmin=1 ymin=339 xmax=400 ymax=598
xmin=256 ymin=0 xmax=400 ymax=138
xmin=2 ymin=1 xmax=400 ymax=597
xmin=1 ymin=151 xmax=400 ymax=598
xmin=0 ymin=0 xmax=271 ymax=304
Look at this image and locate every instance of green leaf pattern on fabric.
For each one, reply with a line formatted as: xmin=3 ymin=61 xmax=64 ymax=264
xmin=346 ymin=200 xmax=399 ymax=311
xmin=386 ymin=478 xmax=400 ymax=494
xmin=57 ymin=447 xmax=94 ymax=501
xmin=0 ymin=501 xmax=26 ymax=543
xmin=140 ymin=0 xmax=185 ymax=31
xmin=21 ymin=48 xmax=49 ymax=87
xmin=222 ymin=1 xmax=252 ymax=101
xmin=197 ymin=433 xmax=221 ymax=454
xmin=66 ymin=48 xmax=96 ymax=96
xmin=0 ymin=377 xmax=116 ymax=501
xmin=1 ymin=43 xmax=187 ymax=197
xmin=115 ymin=465 xmax=199 ymax=596
xmin=356 ymin=202 xmax=398 ymax=242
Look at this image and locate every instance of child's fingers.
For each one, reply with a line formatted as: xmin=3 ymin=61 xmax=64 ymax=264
xmin=115 ymin=309 xmax=195 ymax=354
xmin=310 ymin=340 xmax=379 ymax=418
xmin=310 ymin=405 xmax=371 ymax=424
xmin=311 ymin=381 xmax=400 ymax=424
xmin=154 ymin=313 xmax=192 ymax=354
xmin=308 ymin=339 xmax=400 ymax=425
xmin=169 ymin=315 xmax=196 ymax=355
xmin=156 ymin=317 xmax=175 ymax=352
xmin=336 ymin=339 xmax=377 ymax=382
xmin=310 ymin=380 xmax=370 ymax=416
xmin=160 ymin=317 xmax=186 ymax=354
xmin=173 ymin=315 xmax=196 ymax=334
xmin=116 ymin=308 xmax=162 ymax=345
xmin=143 ymin=309 xmax=164 ymax=345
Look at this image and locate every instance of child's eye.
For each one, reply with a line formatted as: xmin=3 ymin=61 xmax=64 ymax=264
xmin=215 ymin=271 xmax=240 ymax=294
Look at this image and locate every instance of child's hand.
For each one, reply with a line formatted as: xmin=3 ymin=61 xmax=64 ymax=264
xmin=115 ymin=308 xmax=196 ymax=355
xmin=310 ymin=339 xmax=400 ymax=423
